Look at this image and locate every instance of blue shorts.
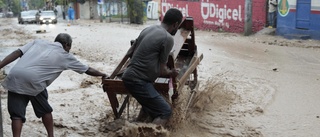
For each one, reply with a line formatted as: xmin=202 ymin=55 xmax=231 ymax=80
xmin=7 ymin=89 xmax=53 ymax=123
xmin=123 ymin=79 xmax=172 ymax=120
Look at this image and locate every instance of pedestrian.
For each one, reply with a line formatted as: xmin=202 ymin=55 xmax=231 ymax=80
xmin=35 ymin=11 xmax=40 ymax=24
xmin=54 ymin=7 xmax=58 ymax=16
xmin=268 ymin=0 xmax=278 ymax=28
xmin=121 ymin=8 xmax=182 ymax=127
xmin=67 ymin=6 xmax=75 ymax=24
xmin=0 ymin=33 xmax=107 ymax=137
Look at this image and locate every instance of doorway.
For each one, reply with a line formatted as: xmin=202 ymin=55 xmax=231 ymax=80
xmin=296 ymin=0 xmax=311 ymax=29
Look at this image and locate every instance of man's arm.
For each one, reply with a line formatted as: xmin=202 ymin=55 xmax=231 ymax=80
xmin=85 ymin=67 xmax=107 ymax=78
xmin=159 ymin=63 xmax=178 ymax=78
xmin=271 ymin=0 xmax=277 ymax=6
xmin=0 ymin=49 xmax=22 ymax=69
xmin=125 ymin=39 xmax=137 ymax=58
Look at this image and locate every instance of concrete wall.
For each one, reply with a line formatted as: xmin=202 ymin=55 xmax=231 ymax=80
xmin=79 ymin=2 xmax=99 ymax=19
xmin=79 ymin=2 xmax=91 ymax=19
xmin=161 ymin=0 xmax=267 ymax=33
xmin=79 ymin=2 xmax=128 ymax=20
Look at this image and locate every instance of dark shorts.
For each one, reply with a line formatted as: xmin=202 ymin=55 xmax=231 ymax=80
xmin=123 ymin=79 xmax=172 ymax=120
xmin=8 ymin=89 xmax=53 ymax=123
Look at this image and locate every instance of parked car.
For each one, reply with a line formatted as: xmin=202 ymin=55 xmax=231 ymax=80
xmin=39 ymin=10 xmax=57 ymax=24
xmin=18 ymin=10 xmax=40 ymax=24
xmin=18 ymin=11 xmax=34 ymax=24
xmin=6 ymin=11 xmax=13 ymax=18
xmin=28 ymin=10 xmax=40 ymax=23
xmin=0 ymin=12 xmax=4 ymax=18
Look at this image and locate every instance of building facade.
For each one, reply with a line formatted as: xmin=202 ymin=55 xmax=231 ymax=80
xmin=276 ymin=0 xmax=320 ymax=40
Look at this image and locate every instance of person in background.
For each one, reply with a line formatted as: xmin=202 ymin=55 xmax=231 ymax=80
xmin=67 ymin=6 xmax=75 ymax=24
xmin=268 ymin=0 xmax=278 ymax=28
xmin=121 ymin=8 xmax=182 ymax=127
xmin=54 ymin=7 xmax=58 ymax=16
xmin=0 ymin=33 xmax=107 ymax=137
xmin=35 ymin=10 xmax=41 ymax=24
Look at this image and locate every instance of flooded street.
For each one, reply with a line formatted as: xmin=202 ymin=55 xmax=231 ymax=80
xmin=1 ymin=17 xmax=320 ymax=137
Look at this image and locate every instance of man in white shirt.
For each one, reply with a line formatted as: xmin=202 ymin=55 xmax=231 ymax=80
xmin=268 ymin=0 xmax=278 ymax=28
xmin=0 ymin=33 xmax=107 ymax=137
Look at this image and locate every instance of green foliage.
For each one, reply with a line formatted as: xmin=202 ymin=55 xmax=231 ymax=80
xmin=55 ymin=0 xmax=74 ymax=5
xmin=0 ymin=0 xmax=5 ymax=10
xmin=127 ymin=0 xmax=146 ymax=24
xmin=28 ymin=0 xmax=45 ymax=10
xmin=55 ymin=0 xmax=85 ymax=5
xmin=77 ymin=0 xmax=86 ymax=4
xmin=111 ymin=14 xmax=129 ymax=18
xmin=11 ymin=0 xmax=21 ymax=15
xmin=55 ymin=0 xmax=65 ymax=5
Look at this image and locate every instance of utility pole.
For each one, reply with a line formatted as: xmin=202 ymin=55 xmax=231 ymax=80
xmin=244 ymin=0 xmax=252 ymax=36
xmin=98 ymin=0 xmax=103 ymax=22
xmin=5 ymin=0 xmax=10 ymax=15
xmin=120 ymin=0 xmax=123 ymax=23
xmin=100 ymin=4 xmax=103 ymax=22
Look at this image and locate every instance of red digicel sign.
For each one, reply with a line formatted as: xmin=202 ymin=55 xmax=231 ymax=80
xmin=161 ymin=0 xmax=245 ymax=33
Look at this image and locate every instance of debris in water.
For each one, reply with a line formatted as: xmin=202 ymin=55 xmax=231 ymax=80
xmin=36 ymin=30 xmax=46 ymax=33
xmin=272 ymin=68 xmax=278 ymax=72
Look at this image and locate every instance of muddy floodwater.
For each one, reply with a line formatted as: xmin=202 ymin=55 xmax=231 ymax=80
xmin=1 ymin=17 xmax=320 ymax=137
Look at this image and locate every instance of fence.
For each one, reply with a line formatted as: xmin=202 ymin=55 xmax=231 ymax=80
xmin=102 ymin=0 xmax=146 ymax=24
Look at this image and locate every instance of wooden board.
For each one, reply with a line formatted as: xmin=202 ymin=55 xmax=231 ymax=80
xmin=102 ymin=79 xmax=170 ymax=95
xmin=171 ymin=29 xmax=191 ymax=59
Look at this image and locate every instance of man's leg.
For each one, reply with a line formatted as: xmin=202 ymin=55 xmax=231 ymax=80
xmin=30 ymin=89 xmax=53 ymax=137
xmin=152 ymin=117 xmax=168 ymax=127
xmin=272 ymin=11 xmax=277 ymax=28
xmin=135 ymin=108 xmax=153 ymax=122
xmin=136 ymin=108 xmax=148 ymax=122
xmin=42 ymin=113 xmax=54 ymax=137
xmin=123 ymin=80 xmax=172 ymax=126
xmin=148 ymin=94 xmax=172 ymax=127
xmin=7 ymin=91 xmax=29 ymax=137
xmin=11 ymin=119 xmax=23 ymax=137
xmin=268 ymin=12 xmax=273 ymax=27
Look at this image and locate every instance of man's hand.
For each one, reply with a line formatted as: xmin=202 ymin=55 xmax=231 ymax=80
xmin=170 ymin=68 xmax=179 ymax=78
xmin=85 ymin=67 xmax=107 ymax=78
xmin=102 ymin=74 xmax=109 ymax=79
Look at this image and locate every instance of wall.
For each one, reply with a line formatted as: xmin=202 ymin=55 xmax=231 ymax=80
xmin=276 ymin=0 xmax=320 ymax=40
xmin=79 ymin=2 xmax=91 ymax=19
xmin=161 ymin=0 xmax=267 ymax=33
xmin=79 ymin=2 xmax=99 ymax=19
xmin=79 ymin=1 xmax=128 ymax=20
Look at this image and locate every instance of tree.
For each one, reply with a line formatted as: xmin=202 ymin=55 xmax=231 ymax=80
xmin=10 ymin=0 xmax=21 ymax=15
xmin=127 ymin=0 xmax=145 ymax=24
xmin=28 ymin=0 xmax=45 ymax=10
xmin=0 ymin=0 xmax=5 ymax=12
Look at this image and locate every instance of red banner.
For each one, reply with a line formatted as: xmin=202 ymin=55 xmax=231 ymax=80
xmin=161 ymin=0 xmax=247 ymax=33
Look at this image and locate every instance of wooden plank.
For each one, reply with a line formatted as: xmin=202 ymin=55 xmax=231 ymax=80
xmin=117 ymin=95 xmax=130 ymax=118
xmin=102 ymin=79 xmax=169 ymax=95
xmin=103 ymin=79 xmax=128 ymax=94
xmin=109 ymin=55 xmax=129 ymax=79
xmin=171 ymin=29 xmax=191 ymax=60
xmin=178 ymin=53 xmax=203 ymax=91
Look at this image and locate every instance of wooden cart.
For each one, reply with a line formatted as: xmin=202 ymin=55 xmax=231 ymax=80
xmin=102 ymin=17 xmax=203 ymax=119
